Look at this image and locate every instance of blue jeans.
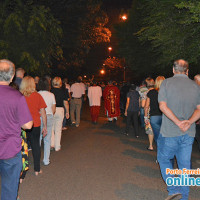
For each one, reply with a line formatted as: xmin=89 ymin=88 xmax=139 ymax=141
xmin=0 ymin=152 xmax=22 ymax=200
xmin=40 ymin=115 xmax=53 ymax=165
xmin=140 ymin=108 xmax=145 ymax=128
xmin=157 ymin=134 xmax=194 ymax=200
xmin=150 ymin=115 xmax=162 ymax=144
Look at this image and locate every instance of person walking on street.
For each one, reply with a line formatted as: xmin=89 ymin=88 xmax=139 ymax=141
xmin=0 ymin=59 xmax=33 ymax=200
xmin=70 ymin=76 xmax=86 ymax=127
xmin=124 ymin=84 xmax=140 ymax=137
xmin=157 ymin=59 xmax=200 ymax=200
xmin=103 ymin=80 xmax=120 ymax=123
xmin=88 ymin=80 xmax=102 ymax=124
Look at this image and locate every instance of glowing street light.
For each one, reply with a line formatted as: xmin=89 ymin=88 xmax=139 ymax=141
xmin=121 ymin=14 xmax=127 ymax=21
xmin=100 ymin=69 xmax=105 ymax=75
xmin=108 ymin=46 xmax=112 ymax=52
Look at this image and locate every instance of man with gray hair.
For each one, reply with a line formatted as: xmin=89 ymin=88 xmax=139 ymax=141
xmin=14 ymin=67 xmax=25 ymax=87
xmin=157 ymin=59 xmax=200 ymax=200
xmin=0 ymin=59 xmax=33 ymax=200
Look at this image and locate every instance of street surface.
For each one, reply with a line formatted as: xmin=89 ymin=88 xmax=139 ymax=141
xmin=16 ymin=103 xmax=200 ymax=200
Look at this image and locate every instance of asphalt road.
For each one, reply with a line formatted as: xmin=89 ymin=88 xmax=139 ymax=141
xmin=15 ymin=103 xmax=200 ymax=200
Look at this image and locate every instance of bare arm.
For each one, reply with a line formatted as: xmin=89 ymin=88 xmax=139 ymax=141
xmin=40 ymin=108 xmax=47 ymax=137
xmin=21 ymin=121 xmax=33 ymax=130
xmin=64 ymin=100 xmax=69 ymax=119
xmin=52 ymin=104 xmax=56 ymax=115
xmin=188 ymin=105 xmax=200 ymax=124
xmin=124 ymin=97 xmax=130 ymax=116
xmin=144 ymin=97 xmax=150 ymax=123
xmin=159 ymin=101 xmax=181 ymax=127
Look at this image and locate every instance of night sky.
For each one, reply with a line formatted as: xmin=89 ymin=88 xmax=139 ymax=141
xmin=84 ymin=0 xmax=133 ymax=77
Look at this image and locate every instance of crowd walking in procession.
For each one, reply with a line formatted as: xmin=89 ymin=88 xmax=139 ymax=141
xmin=0 ymin=58 xmax=200 ymax=200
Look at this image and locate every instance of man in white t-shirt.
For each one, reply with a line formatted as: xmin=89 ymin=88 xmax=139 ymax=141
xmin=70 ymin=76 xmax=86 ymax=127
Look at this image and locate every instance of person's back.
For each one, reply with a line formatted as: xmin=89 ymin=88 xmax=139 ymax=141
xmin=157 ymin=59 xmax=200 ymax=200
xmin=159 ymin=74 xmax=200 ymax=137
xmin=0 ymin=59 xmax=33 ymax=200
xmin=127 ymin=89 xmax=140 ymax=112
xmin=88 ymin=85 xmax=102 ymax=106
xmin=0 ymin=86 xmax=31 ymax=159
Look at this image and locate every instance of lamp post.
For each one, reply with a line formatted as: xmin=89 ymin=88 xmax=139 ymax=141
xmin=120 ymin=14 xmax=128 ymax=21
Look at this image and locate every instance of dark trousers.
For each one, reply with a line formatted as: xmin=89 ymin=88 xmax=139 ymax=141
xmin=27 ymin=127 xmax=41 ymax=172
xmin=195 ymin=124 xmax=200 ymax=151
xmin=125 ymin=111 xmax=139 ymax=136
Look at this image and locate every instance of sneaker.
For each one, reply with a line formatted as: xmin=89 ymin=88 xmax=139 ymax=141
xmin=75 ymin=124 xmax=79 ymax=127
xmin=43 ymin=161 xmax=51 ymax=166
xmin=62 ymin=127 xmax=68 ymax=130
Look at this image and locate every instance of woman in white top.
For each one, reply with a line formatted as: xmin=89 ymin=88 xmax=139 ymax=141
xmin=88 ymin=81 xmax=102 ymax=124
xmin=38 ymin=78 xmax=56 ymax=166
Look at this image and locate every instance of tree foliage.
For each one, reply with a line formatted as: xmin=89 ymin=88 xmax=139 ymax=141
xmin=0 ymin=0 xmax=63 ymax=75
xmin=104 ymin=56 xmax=124 ymax=69
xmin=114 ymin=0 xmax=200 ymax=79
xmin=33 ymin=0 xmax=111 ymax=77
xmin=62 ymin=0 xmax=111 ymax=70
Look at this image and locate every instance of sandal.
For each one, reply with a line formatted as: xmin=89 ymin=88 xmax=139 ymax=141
xmin=147 ymin=147 xmax=153 ymax=151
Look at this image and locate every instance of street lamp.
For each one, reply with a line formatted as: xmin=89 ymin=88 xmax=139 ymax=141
xmin=120 ymin=14 xmax=127 ymax=21
xmin=108 ymin=46 xmax=112 ymax=52
xmin=100 ymin=69 xmax=105 ymax=75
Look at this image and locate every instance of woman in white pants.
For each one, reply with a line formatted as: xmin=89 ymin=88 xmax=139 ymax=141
xmin=51 ymin=77 xmax=69 ymax=151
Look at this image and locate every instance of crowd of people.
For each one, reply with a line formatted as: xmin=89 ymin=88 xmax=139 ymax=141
xmin=0 ymin=58 xmax=200 ymax=200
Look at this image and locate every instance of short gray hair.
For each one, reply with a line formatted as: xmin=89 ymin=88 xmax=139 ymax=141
xmin=0 ymin=59 xmax=15 ymax=82
xmin=173 ymin=59 xmax=189 ymax=73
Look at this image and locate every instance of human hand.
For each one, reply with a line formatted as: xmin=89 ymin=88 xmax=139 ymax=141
xmin=42 ymin=127 xmax=47 ymax=137
xmin=178 ymin=120 xmax=191 ymax=132
xmin=124 ymin=111 xmax=127 ymax=116
xmin=66 ymin=113 xmax=70 ymax=119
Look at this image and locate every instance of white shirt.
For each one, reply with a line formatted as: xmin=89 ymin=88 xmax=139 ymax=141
xmin=88 ymin=86 xmax=102 ymax=106
xmin=38 ymin=91 xmax=56 ymax=115
xmin=71 ymin=82 xmax=85 ymax=98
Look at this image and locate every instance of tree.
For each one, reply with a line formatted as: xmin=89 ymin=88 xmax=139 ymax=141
xmin=114 ymin=0 xmax=200 ymax=79
xmin=103 ymin=56 xmax=125 ymax=81
xmin=0 ymin=0 xmax=63 ymax=75
xmin=37 ymin=0 xmax=111 ymax=78
xmin=137 ymin=0 xmax=200 ymax=76
xmin=63 ymin=0 xmax=111 ymax=75
xmin=114 ymin=0 xmax=157 ymax=80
